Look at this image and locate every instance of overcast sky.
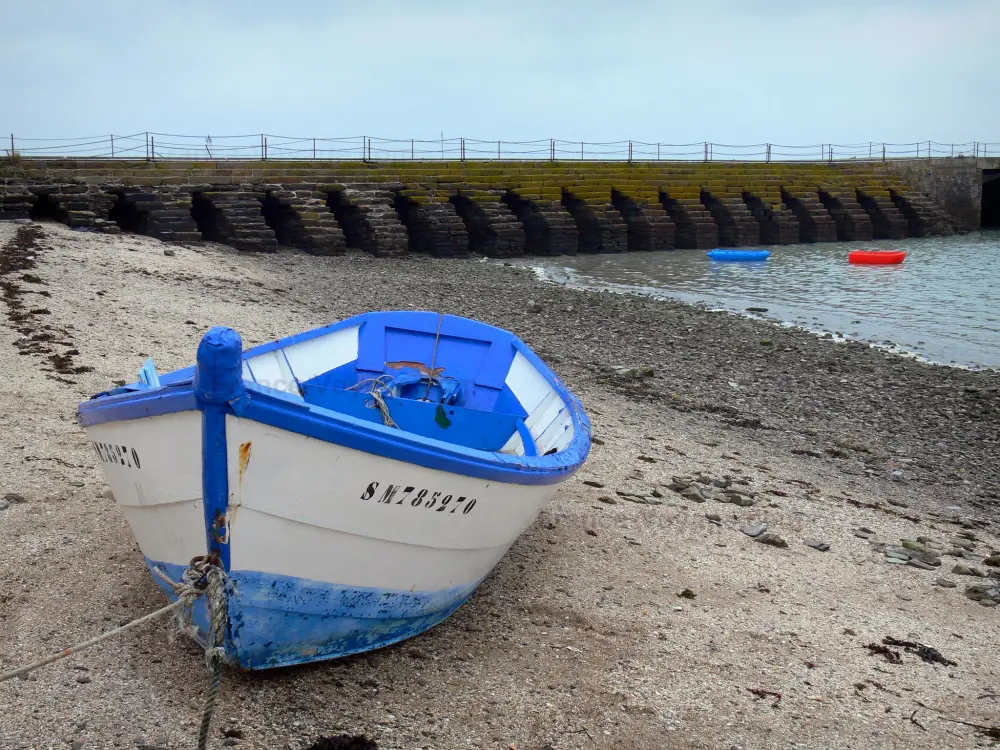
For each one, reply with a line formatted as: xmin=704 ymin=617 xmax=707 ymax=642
xmin=4 ymin=0 xmax=998 ymax=149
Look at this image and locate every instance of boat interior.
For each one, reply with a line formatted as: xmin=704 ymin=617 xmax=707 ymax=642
xmin=155 ymin=313 xmax=576 ymax=458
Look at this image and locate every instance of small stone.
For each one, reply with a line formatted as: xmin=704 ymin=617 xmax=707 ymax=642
xmin=952 ymin=564 xmax=985 ymax=577
xmin=949 ymin=539 xmax=976 ymax=552
xmin=804 ymin=539 xmax=830 ymax=552
xmin=964 ymin=584 xmax=1000 ymax=602
xmin=723 ymin=493 xmax=756 ymax=507
xmin=741 ymin=523 xmax=768 ymax=538
xmin=854 ymin=530 xmax=876 ymax=540
xmin=885 ymin=557 xmax=909 ymax=565
xmin=907 ymin=558 xmax=936 ymax=571
xmin=597 ymin=496 xmax=617 ymax=505
xmin=984 ymin=556 xmax=1000 ymax=567
xmin=680 ymin=485 xmax=706 ymax=503
xmin=884 ymin=547 xmax=911 ymax=561
xmin=666 ymin=476 xmax=694 ymax=491
xmin=582 ymin=480 xmax=604 ymax=488
xmin=222 ymin=729 xmax=245 ymax=740
xmin=901 ymin=539 xmax=927 ymax=552
xmin=678 ymin=588 xmax=696 ymax=599
xmin=944 ymin=548 xmax=968 ymax=558
xmin=586 ymin=529 xmax=597 ymax=537
xmin=0 ymin=499 xmax=8 ymax=511
xmin=705 ymin=513 xmax=722 ymax=522
xmin=934 ymin=578 xmax=957 ymax=588
xmin=887 ymin=499 xmax=909 ymax=507
xmin=527 ymin=300 xmax=543 ymax=313
xmin=163 ymin=248 xmax=176 ymax=257
xmin=755 ymin=533 xmax=788 ymax=549
xmin=3 ymin=492 xmax=26 ymax=504
xmin=713 ymin=477 xmax=732 ymax=488
xmin=75 ymin=674 xmax=92 ymax=684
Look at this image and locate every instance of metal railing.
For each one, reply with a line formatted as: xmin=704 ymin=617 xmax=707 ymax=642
xmin=2 ymin=132 xmax=996 ymax=162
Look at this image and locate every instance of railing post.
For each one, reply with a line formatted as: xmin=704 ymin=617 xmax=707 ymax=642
xmin=580 ymin=141 xmax=583 ymax=159
xmin=882 ymin=143 xmax=886 ymax=162
xmin=9 ymin=133 xmax=13 ymax=157
xmin=869 ymin=142 xmax=872 ymax=159
xmin=829 ymin=145 xmax=833 ymax=163
xmin=628 ymin=140 xmax=632 ymax=163
xmin=460 ymin=137 xmax=465 ymax=161
xmin=264 ymin=137 xmax=268 ymax=161
xmin=362 ymin=135 xmax=366 ymax=161
xmin=150 ymin=136 xmax=155 ymax=161
xmin=145 ymin=132 xmax=149 ymax=161
xmin=550 ymin=139 xmax=555 ymax=162
xmin=110 ymin=134 xmax=114 ymax=158
xmin=766 ymin=143 xmax=771 ymax=163
xmin=368 ymin=137 xmax=372 ymax=162
xmin=657 ymin=142 xmax=660 ymax=161
xmin=927 ymin=140 xmax=931 ymax=161
xmin=261 ymin=134 xmax=265 ymax=161
xmin=497 ymin=140 xmax=500 ymax=159
xmin=413 ymin=139 xmax=416 ymax=159
xmin=313 ymin=138 xmax=316 ymax=159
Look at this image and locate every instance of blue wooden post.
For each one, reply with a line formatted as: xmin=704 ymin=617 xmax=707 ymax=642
xmin=194 ymin=326 xmax=245 ymax=570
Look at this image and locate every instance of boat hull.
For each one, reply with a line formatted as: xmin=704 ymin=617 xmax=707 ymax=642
xmin=86 ymin=410 xmax=564 ymax=669
xmin=849 ymin=250 xmax=906 ymax=265
xmin=707 ymin=249 xmax=771 ymax=261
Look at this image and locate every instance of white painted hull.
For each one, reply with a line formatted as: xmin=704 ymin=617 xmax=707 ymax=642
xmin=85 ymin=410 xmax=563 ymax=668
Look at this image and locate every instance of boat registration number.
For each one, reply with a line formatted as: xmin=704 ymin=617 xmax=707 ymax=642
xmin=360 ymin=481 xmax=478 ymax=515
xmin=92 ymin=441 xmax=142 ymax=469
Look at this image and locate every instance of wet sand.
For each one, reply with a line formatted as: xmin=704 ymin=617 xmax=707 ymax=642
xmin=0 ymin=222 xmax=998 ymax=750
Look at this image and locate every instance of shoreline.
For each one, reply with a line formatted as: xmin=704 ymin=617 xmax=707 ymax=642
xmin=1 ymin=222 xmax=998 ymax=750
xmin=521 ymin=260 xmax=999 ymax=373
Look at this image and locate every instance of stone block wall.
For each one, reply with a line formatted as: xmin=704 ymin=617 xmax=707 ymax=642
xmin=0 ymin=159 xmax=973 ymax=256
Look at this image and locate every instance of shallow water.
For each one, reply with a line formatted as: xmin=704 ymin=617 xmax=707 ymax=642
xmin=520 ymin=231 xmax=1000 ymax=369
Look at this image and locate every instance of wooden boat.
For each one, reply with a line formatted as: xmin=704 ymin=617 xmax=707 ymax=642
xmin=707 ymin=249 xmax=771 ymax=261
xmin=849 ymin=249 xmax=907 ymax=265
xmin=78 ymin=312 xmax=591 ymax=669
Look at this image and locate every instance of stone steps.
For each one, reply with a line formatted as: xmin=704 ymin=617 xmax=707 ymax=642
xmin=262 ymin=187 xmax=346 ymax=255
xmin=196 ymin=191 xmax=278 ymax=251
xmin=502 ymin=192 xmax=578 ymax=256
xmin=394 ymin=196 xmax=468 ymax=258
xmin=700 ymin=191 xmax=760 ymax=247
xmin=610 ymin=190 xmax=675 ymax=251
xmin=660 ymin=193 xmax=718 ymax=249
xmin=856 ymin=190 xmax=907 ymax=240
xmin=741 ymin=192 xmax=799 ymax=244
xmin=449 ymin=193 xmax=525 ymax=257
xmin=780 ymin=190 xmax=838 ymax=243
xmin=331 ymin=185 xmax=408 ymax=257
xmin=890 ymin=190 xmax=956 ymax=237
xmin=819 ymin=191 xmax=874 ymax=241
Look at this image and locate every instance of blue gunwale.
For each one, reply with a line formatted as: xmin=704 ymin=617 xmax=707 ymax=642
xmin=77 ymin=312 xmax=591 ymax=486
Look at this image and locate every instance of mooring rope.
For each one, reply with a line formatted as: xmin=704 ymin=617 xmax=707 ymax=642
xmin=0 ymin=557 xmax=231 ymax=750
xmin=197 ymin=566 xmax=228 ymax=750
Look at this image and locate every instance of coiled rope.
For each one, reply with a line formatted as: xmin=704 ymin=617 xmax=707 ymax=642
xmin=0 ymin=556 xmax=230 ymax=750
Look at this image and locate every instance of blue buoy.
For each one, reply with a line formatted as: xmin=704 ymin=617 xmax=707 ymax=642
xmin=707 ymin=249 xmax=771 ymax=261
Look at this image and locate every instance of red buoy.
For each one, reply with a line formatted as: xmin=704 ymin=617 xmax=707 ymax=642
xmin=849 ymin=250 xmax=907 ymax=265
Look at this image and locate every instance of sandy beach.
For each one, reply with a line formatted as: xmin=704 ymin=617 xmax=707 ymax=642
xmin=1 ymin=221 xmax=998 ymax=750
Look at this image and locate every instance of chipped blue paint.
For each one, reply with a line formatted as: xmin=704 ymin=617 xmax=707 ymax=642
xmin=147 ymin=558 xmax=481 ymax=669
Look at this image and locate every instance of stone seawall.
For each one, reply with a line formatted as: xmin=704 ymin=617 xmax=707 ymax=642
xmin=0 ymin=159 xmax=982 ymax=257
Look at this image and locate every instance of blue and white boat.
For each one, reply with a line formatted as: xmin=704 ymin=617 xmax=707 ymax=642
xmin=78 ymin=311 xmax=591 ymax=670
